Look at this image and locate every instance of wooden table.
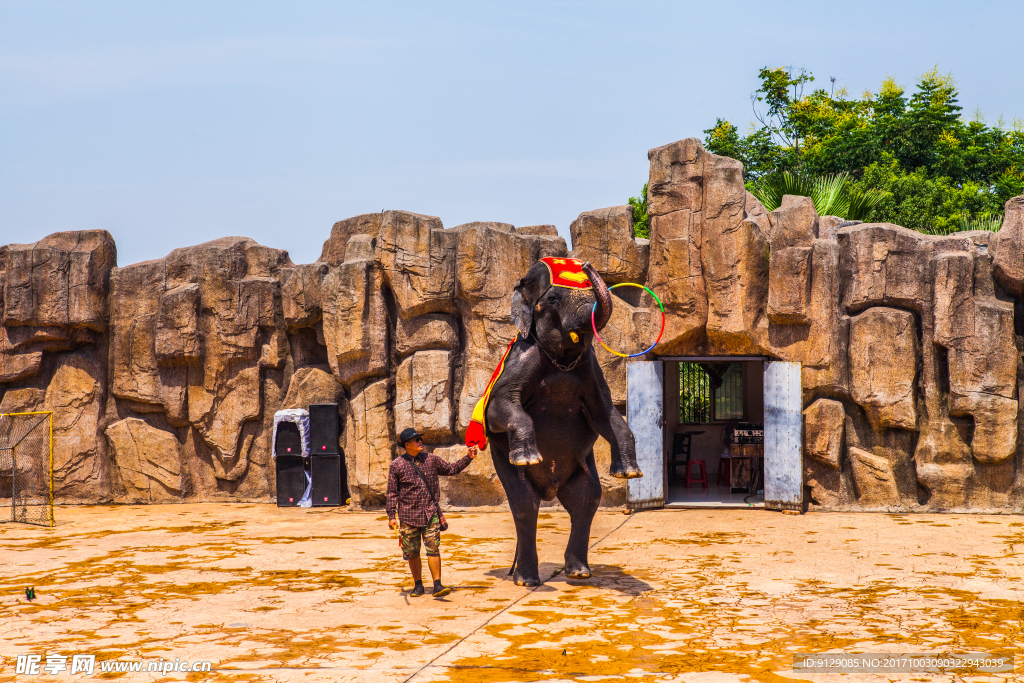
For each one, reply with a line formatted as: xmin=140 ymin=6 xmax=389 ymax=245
xmin=729 ymin=443 xmax=764 ymax=494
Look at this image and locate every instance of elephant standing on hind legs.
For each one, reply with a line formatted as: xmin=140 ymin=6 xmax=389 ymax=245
xmin=465 ymin=257 xmax=642 ymax=587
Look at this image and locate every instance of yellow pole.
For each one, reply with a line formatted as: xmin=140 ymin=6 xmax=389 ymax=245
xmin=48 ymin=411 xmax=54 ymax=526
xmin=10 ymin=443 xmax=15 ymax=523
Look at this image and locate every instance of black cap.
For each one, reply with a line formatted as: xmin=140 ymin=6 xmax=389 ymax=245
xmin=398 ymin=427 xmax=422 ymax=444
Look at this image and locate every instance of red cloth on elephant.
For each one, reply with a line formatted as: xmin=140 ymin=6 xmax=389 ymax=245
xmin=465 ymin=340 xmax=515 ymax=449
xmin=540 ymin=257 xmax=593 ymax=289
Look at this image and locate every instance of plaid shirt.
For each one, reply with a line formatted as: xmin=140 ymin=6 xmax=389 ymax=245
xmin=386 ymin=452 xmax=473 ymax=527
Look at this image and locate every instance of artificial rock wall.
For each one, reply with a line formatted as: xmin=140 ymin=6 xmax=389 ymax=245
xmin=0 ymin=213 xmax=641 ymax=508
xmin=641 ymin=139 xmax=1024 ymax=512
xmin=3 ymin=137 xmax=1023 ymax=512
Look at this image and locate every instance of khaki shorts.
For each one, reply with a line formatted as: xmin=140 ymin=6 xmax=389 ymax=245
xmin=399 ymin=514 xmax=440 ymax=560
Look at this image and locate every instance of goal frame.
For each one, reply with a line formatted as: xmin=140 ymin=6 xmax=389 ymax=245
xmin=0 ymin=410 xmax=54 ymax=527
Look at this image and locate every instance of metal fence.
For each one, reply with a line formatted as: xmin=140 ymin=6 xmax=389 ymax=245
xmin=0 ymin=411 xmax=54 ymax=527
xmin=679 ymin=363 xmax=711 ymax=422
xmin=679 ymin=362 xmax=745 ymax=423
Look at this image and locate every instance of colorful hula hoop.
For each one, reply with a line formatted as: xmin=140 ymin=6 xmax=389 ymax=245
xmin=591 ymin=283 xmax=666 ymax=358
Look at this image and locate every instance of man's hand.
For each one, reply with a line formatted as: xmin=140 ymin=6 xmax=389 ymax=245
xmin=468 ymin=446 xmax=478 ymax=459
xmin=388 ymin=518 xmax=397 ymax=531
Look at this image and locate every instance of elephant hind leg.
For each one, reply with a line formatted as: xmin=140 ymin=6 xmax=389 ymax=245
xmin=556 ymin=451 xmax=602 ymax=580
xmin=490 ymin=439 xmax=542 ymax=587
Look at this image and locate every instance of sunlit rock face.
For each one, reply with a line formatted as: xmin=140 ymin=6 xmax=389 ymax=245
xmin=0 ymin=231 xmax=116 ymax=503
xmin=2 ymin=139 xmax=1022 ymax=512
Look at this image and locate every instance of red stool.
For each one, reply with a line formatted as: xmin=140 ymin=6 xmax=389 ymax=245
xmin=717 ymin=457 xmax=730 ymax=486
xmin=684 ymin=459 xmax=708 ymax=489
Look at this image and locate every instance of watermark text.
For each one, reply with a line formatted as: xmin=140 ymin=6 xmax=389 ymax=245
xmin=13 ymin=654 xmax=212 ymax=676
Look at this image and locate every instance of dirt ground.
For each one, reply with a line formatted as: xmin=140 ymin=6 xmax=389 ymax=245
xmin=1 ymin=504 xmax=1022 ymax=683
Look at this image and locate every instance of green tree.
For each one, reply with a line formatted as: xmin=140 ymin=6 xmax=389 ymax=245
xmin=629 ymin=182 xmax=649 ymax=239
xmin=694 ymin=67 xmax=1024 ymax=232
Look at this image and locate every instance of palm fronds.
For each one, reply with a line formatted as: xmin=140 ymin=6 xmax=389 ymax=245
xmin=915 ymin=213 xmax=1003 ymax=236
xmin=844 ymin=186 xmax=888 ymax=221
xmin=748 ymin=171 xmax=809 ymax=212
xmin=748 ymin=170 xmax=888 ymax=221
xmin=812 ymin=172 xmax=848 ymax=217
xmin=957 ymin=213 xmax=1003 ymax=232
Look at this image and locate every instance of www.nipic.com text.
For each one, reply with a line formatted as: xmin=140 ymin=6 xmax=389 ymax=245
xmin=12 ymin=654 xmax=213 ymax=675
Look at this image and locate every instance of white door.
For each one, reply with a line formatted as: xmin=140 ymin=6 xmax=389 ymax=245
xmin=627 ymin=361 xmax=664 ymax=510
xmin=764 ymin=361 xmax=803 ymax=511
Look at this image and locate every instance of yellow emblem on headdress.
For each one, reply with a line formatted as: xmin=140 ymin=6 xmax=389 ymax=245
xmin=558 ymin=270 xmax=590 ymax=285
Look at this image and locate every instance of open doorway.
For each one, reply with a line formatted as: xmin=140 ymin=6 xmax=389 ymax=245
xmin=662 ymin=358 xmax=765 ymax=508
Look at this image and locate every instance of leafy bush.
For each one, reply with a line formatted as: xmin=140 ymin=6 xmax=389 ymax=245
xmin=698 ymin=67 xmax=1024 ymax=235
xmin=629 ymin=183 xmax=650 ymax=239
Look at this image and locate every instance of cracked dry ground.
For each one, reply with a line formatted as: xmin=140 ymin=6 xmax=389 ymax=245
xmin=1 ymin=506 xmax=1022 ymax=683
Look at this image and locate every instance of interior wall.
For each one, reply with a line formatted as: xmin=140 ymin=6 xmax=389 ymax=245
xmin=677 ymin=425 xmax=729 ymax=484
xmin=744 ymin=361 xmax=764 ymax=423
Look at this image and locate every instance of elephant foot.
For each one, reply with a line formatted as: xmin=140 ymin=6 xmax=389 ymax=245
xmin=610 ymin=462 xmax=643 ymax=479
xmin=513 ymin=570 xmax=541 ymax=587
xmin=510 ymin=448 xmax=543 ymax=467
xmin=564 ymin=557 xmax=591 ymax=579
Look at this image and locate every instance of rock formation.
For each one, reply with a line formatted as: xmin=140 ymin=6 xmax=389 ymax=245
xmin=1 ymin=231 xmax=115 ymax=502
xmin=644 ymin=140 xmax=1023 ymax=512
xmin=2 ymin=138 xmax=1022 ymax=513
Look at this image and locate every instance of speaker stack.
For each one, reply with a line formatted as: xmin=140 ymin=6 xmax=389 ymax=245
xmin=275 ymin=421 xmax=302 ymax=455
xmin=275 ymin=457 xmax=306 ymax=506
xmin=275 ymin=420 xmax=305 ymax=506
xmin=309 ymin=403 xmax=345 ymax=506
xmin=309 ymin=403 xmax=340 ymax=454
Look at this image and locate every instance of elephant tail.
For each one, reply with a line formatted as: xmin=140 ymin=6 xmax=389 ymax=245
xmin=508 ymin=541 xmax=518 ymax=577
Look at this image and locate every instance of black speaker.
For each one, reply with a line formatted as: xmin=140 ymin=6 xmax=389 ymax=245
xmin=309 ymin=403 xmax=340 ymax=454
xmin=311 ymin=454 xmax=343 ymax=506
xmin=275 ymin=455 xmax=306 ymax=506
xmin=275 ymin=421 xmax=302 ymax=456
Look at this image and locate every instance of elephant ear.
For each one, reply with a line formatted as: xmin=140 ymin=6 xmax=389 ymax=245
xmin=511 ymin=283 xmax=532 ymax=340
xmin=510 ymin=262 xmax=551 ymax=340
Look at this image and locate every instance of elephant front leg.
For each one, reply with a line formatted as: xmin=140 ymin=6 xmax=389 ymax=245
xmin=488 ymin=398 xmax=543 ymax=466
xmin=606 ymin=415 xmax=642 ymax=479
xmin=584 ymin=403 xmax=642 ymax=479
xmin=582 ymin=366 xmax=642 ymax=479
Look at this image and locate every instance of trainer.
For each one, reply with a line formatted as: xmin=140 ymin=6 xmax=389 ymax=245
xmin=386 ymin=427 xmax=476 ymax=598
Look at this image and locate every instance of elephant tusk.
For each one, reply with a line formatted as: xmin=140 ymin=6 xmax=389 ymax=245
xmin=569 ymin=331 xmax=580 ymax=343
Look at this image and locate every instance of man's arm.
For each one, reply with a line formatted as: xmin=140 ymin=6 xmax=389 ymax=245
xmin=385 ymin=462 xmax=400 ymax=520
xmin=430 ymin=449 xmax=476 ymax=476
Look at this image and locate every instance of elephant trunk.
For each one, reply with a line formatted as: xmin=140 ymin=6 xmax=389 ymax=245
xmin=583 ymin=262 xmax=612 ymax=332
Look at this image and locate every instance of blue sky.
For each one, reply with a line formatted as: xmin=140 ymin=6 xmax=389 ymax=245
xmin=3 ymin=1 xmax=1023 ymax=266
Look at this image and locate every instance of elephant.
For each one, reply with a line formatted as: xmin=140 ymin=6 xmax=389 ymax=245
xmin=481 ymin=257 xmax=642 ymax=587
